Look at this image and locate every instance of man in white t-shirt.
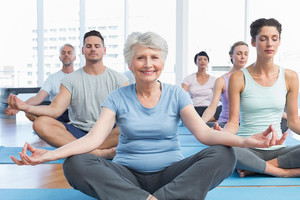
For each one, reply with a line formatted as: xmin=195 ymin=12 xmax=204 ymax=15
xmin=5 ymin=43 xmax=76 ymax=122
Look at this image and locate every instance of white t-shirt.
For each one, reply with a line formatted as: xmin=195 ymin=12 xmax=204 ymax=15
xmin=40 ymin=70 xmax=69 ymax=102
xmin=182 ymin=73 xmax=216 ymax=107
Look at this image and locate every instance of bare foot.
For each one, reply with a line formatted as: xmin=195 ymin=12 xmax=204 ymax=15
xmin=237 ymin=169 xmax=256 ymax=177
xmin=147 ymin=195 xmax=158 ymax=200
xmin=90 ymin=147 xmax=116 ymax=159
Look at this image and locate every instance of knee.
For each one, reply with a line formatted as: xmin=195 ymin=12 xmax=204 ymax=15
xmin=63 ymin=154 xmax=101 ymax=180
xmin=63 ymin=154 xmax=92 ymax=185
xmin=32 ymin=116 xmax=50 ymax=133
xmin=211 ymin=145 xmax=237 ymax=170
xmin=63 ymin=154 xmax=90 ymax=175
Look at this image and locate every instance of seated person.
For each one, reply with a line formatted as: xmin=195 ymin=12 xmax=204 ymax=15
xmin=182 ymin=51 xmax=221 ymax=122
xmin=5 ymin=43 xmax=76 ymax=123
xmin=224 ymin=18 xmax=300 ymax=178
xmin=202 ymin=41 xmax=249 ymax=128
xmin=11 ymin=31 xmax=285 ymax=200
xmin=7 ymin=30 xmax=128 ymax=159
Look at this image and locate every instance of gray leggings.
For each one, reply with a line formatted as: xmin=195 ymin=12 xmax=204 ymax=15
xmin=63 ymin=145 xmax=236 ymax=200
xmin=233 ymin=145 xmax=300 ymax=173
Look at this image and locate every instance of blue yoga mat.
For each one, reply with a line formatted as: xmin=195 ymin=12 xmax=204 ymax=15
xmin=0 ymin=146 xmax=64 ymax=164
xmin=221 ymin=171 xmax=300 ymax=186
xmin=179 ymin=134 xmax=208 ymax=147
xmin=0 ymin=189 xmax=95 ymax=200
xmin=1 ymin=187 xmax=300 ymax=200
xmin=206 ymin=186 xmax=300 ymax=200
xmin=181 ymin=146 xmax=207 ymax=158
xmin=177 ymin=126 xmax=192 ymax=135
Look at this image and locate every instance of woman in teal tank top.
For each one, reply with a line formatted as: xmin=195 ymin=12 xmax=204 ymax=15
xmin=225 ymin=18 xmax=300 ymax=178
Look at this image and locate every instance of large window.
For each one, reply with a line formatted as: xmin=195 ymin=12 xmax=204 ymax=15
xmin=43 ymin=0 xmax=81 ymax=81
xmin=1 ymin=1 xmax=300 ymax=88
xmin=188 ymin=0 xmax=245 ymax=78
xmin=128 ymin=0 xmax=176 ymax=83
xmin=0 ymin=0 xmax=37 ymax=87
xmin=86 ymin=0 xmax=124 ymax=72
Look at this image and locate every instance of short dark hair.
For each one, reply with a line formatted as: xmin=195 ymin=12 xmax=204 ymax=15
xmin=194 ymin=51 xmax=209 ymax=64
xmin=250 ymin=18 xmax=282 ymax=40
xmin=83 ymin=30 xmax=105 ymax=46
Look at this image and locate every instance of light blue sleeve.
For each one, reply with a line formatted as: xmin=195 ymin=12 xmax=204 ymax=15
xmin=102 ymin=90 xmax=119 ymax=114
xmin=177 ymin=86 xmax=193 ymax=111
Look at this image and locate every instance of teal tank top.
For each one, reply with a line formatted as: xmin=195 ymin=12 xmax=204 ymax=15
xmin=238 ymin=67 xmax=287 ymax=150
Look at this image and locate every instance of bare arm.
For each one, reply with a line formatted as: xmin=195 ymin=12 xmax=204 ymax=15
xmin=11 ymin=107 xmax=116 ymax=165
xmin=202 ymin=77 xmax=224 ymax=122
xmin=51 ymin=107 xmax=116 ymax=159
xmin=180 ymin=104 xmax=285 ymax=148
xmin=5 ymin=90 xmax=49 ymax=116
xmin=285 ymin=69 xmax=300 ymax=133
xmin=182 ymin=83 xmax=189 ymax=92
xmin=25 ymin=90 xmax=49 ymax=105
xmin=7 ymin=85 xmax=71 ymax=118
xmin=223 ymin=71 xmax=244 ymax=134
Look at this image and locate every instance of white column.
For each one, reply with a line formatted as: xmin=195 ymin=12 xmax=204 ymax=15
xmin=37 ymin=0 xmax=44 ymax=86
xmin=124 ymin=0 xmax=129 ymax=71
xmin=244 ymin=0 xmax=249 ymax=42
xmin=175 ymin=0 xmax=188 ymax=86
xmin=80 ymin=0 xmax=86 ymax=68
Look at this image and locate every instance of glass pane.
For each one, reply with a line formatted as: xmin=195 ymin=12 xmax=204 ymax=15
xmin=188 ymin=0 xmax=245 ymax=77
xmin=128 ymin=0 xmax=176 ymax=84
xmin=86 ymin=0 xmax=124 ymax=72
xmin=0 ymin=0 xmax=37 ymax=87
xmin=43 ymin=0 xmax=80 ymax=82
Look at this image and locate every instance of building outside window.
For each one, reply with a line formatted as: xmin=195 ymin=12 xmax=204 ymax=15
xmin=1 ymin=0 xmax=300 ymax=87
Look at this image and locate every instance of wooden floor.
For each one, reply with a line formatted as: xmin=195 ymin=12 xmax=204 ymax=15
xmin=0 ymin=112 xmax=71 ymax=189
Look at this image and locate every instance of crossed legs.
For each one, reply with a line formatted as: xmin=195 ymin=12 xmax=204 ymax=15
xmin=234 ymin=145 xmax=300 ymax=178
xmin=33 ymin=116 xmax=118 ymax=159
xmin=63 ymin=145 xmax=236 ymax=200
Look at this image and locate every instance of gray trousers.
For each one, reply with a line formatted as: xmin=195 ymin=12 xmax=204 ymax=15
xmin=63 ymin=145 xmax=236 ymax=200
xmin=233 ymin=144 xmax=300 ymax=173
